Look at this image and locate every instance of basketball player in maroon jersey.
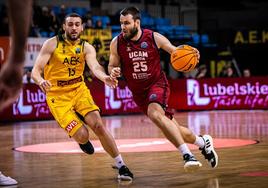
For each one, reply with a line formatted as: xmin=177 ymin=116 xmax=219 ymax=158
xmin=108 ymin=7 xmax=218 ymax=172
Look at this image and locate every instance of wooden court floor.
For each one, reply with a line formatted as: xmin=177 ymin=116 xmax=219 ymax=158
xmin=0 ymin=110 xmax=268 ymax=188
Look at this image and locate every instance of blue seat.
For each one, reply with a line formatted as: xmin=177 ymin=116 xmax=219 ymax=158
xmin=173 ymin=25 xmax=190 ymax=34
xmin=40 ymin=31 xmax=49 ymax=37
xmin=141 ymin=11 xmax=150 ymax=18
xmin=192 ymin=33 xmax=200 ymax=44
xmin=49 ymin=32 xmax=55 ymax=37
xmin=73 ymin=7 xmax=88 ymax=16
xmin=156 ymin=25 xmax=173 ymax=38
xmin=102 ymin=16 xmax=111 ymax=28
xmin=111 ymin=25 xmax=121 ymax=31
xmin=112 ymin=31 xmax=121 ymax=38
xmin=52 ymin=6 xmax=60 ymax=15
xmin=92 ymin=16 xmax=102 ymax=25
xmin=65 ymin=7 xmax=73 ymax=14
xmin=154 ymin=18 xmax=171 ymax=26
xmin=172 ymin=25 xmax=191 ymax=39
xmin=142 ymin=17 xmax=154 ymax=27
xmin=201 ymin=34 xmax=209 ymax=44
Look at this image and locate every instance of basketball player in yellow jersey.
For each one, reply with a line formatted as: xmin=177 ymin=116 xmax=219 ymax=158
xmin=31 ymin=13 xmax=133 ymax=181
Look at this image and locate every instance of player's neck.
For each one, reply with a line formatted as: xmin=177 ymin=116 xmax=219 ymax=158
xmin=63 ymin=34 xmax=80 ymax=45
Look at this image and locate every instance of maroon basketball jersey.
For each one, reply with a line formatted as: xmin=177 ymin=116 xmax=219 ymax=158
xmin=117 ymin=29 xmax=166 ymax=94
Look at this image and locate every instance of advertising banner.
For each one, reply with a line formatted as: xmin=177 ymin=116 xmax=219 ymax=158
xmin=25 ymin=37 xmax=47 ymax=67
xmin=0 ymin=37 xmax=48 ymax=68
xmin=0 ymin=77 xmax=267 ymax=122
xmin=0 ymin=84 xmax=52 ymax=121
xmin=86 ymin=79 xmax=140 ymax=115
xmin=0 ymin=79 xmax=140 ymax=121
xmin=169 ymin=77 xmax=268 ymax=110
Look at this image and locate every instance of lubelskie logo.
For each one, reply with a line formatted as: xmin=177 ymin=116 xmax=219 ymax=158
xmin=186 ymin=79 xmax=268 ymax=108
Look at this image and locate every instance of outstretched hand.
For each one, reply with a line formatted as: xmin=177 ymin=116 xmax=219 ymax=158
xmin=0 ymin=63 xmax=24 ymax=111
xmin=110 ymin=67 xmax=121 ymax=78
xmin=38 ymin=79 xmax=52 ymax=93
xmin=191 ymin=46 xmax=200 ymax=62
xmin=177 ymin=45 xmax=200 ymax=62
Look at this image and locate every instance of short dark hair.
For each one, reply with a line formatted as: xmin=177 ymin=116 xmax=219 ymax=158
xmin=64 ymin=13 xmax=83 ymax=23
xmin=120 ymin=6 xmax=141 ymax=20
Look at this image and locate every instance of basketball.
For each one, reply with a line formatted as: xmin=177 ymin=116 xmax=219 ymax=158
xmin=170 ymin=45 xmax=199 ymax=72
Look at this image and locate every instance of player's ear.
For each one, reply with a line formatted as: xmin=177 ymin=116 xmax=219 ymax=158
xmin=63 ymin=23 xmax=66 ymax=31
xmin=135 ymin=19 xmax=140 ymax=26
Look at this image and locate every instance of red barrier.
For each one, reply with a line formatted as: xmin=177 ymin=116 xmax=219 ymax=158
xmin=0 ymin=37 xmax=10 ymax=66
xmin=87 ymin=79 xmax=141 ymax=115
xmin=0 ymin=77 xmax=267 ymax=121
xmin=0 ymin=79 xmax=141 ymax=121
xmin=169 ymin=77 xmax=268 ymax=110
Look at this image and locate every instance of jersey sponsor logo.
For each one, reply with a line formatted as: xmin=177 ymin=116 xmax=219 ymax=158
xmin=149 ymin=93 xmax=157 ymax=101
xmin=126 ymin=46 xmax=131 ymax=52
xmin=132 ymin=73 xmax=151 ymax=79
xmin=141 ymin=42 xmax=148 ymax=49
xmin=128 ymin=51 xmax=148 ymax=59
xmin=126 ymin=43 xmax=131 ymax=52
xmin=75 ymin=48 xmax=81 ymax=54
xmin=57 ymin=76 xmax=82 ymax=86
xmin=62 ymin=56 xmax=81 ymax=66
xmin=65 ymin=120 xmax=78 ymax=133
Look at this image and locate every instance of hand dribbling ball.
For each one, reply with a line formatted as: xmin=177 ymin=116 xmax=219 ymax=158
xmin=170 ymin=45 xmax=199 ymax=72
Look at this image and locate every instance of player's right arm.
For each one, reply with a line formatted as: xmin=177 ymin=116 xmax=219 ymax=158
xmin=31 ymin=37 xmax=56 ymax=92
xmin=108 ymin=37 xmax=121 ymax=78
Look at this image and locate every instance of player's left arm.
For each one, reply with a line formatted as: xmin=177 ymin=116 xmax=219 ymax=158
xmin=153 ymin=32 xmax=177 ymax=54
xmin=84 ymin=42 xmax=118 ymax=88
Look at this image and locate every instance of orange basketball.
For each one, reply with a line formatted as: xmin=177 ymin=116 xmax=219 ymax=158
xmin=170 ymin=45 xmax=199 ymax=72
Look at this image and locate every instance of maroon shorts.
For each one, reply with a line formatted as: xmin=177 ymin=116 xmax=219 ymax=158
xmin=132 ymin=79 xmax=174 ymax=119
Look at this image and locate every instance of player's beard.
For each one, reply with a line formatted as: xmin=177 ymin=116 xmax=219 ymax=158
xmin=66 ymin=32 xmax=81 ymax=41
xmin=124 ymin=26 xmax=138 ymax=40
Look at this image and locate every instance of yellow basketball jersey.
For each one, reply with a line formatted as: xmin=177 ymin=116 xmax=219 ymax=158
xmin=44 ymin=35 xmax=86 ymax=95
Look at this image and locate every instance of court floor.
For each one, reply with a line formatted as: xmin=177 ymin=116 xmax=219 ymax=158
xmin=0 ymin=110 xmax=268 ymax=188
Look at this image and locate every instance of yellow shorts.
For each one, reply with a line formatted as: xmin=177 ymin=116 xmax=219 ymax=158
xmin=46 ymin=83 xmax=99 ymax=136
